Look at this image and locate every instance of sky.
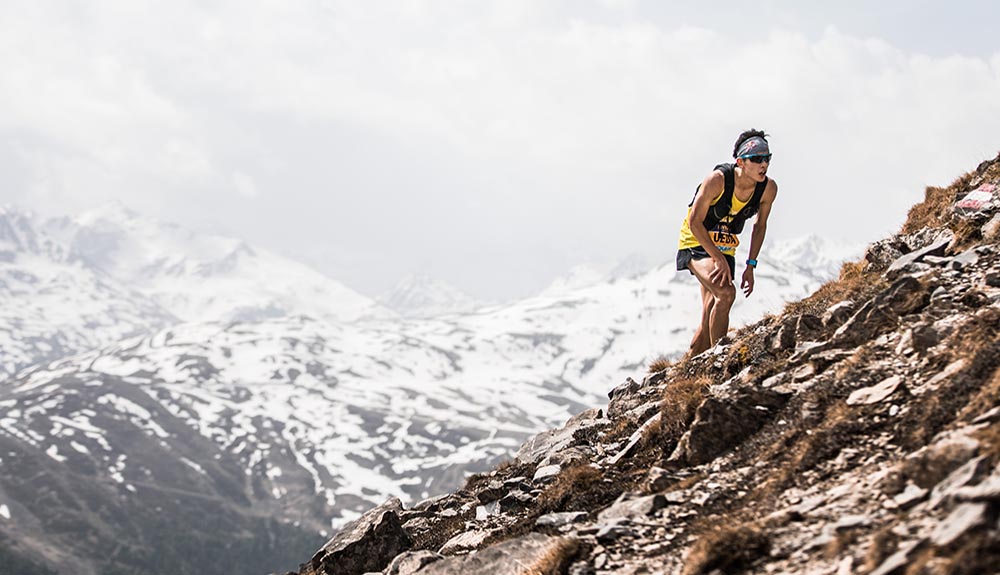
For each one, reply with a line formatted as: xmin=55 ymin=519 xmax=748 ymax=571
xmin=2 ymin=1 xmax=1000 ymax=301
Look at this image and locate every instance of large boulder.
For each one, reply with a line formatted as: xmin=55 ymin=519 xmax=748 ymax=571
xmin=515 ymin=408 xmax=607 ymax=466
xmin=416 ymin=533 xmax=578 ymax=575
xmin=307 ymin=497 xmax=412 ymax=575
xmin=668 ymin=388 xmax=789 ymax=466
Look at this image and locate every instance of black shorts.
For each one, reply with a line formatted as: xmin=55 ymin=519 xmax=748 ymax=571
xmin=676 ymin=246 xmax=735 ymax=280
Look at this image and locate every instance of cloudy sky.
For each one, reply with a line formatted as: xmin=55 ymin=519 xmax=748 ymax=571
xmin=2 ymin=1 xmax=999 ymax=300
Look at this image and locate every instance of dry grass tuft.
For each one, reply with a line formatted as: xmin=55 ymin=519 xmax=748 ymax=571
xmin=902 ymin=185 xmax=957 ymax=234
xmin=682 ymin=523 xmax=770 ymax=575
xmin=527 ymin=537 xmax=580 ymax=575
xmin=862 ymin=526 xmax=900 ymax=573
xmin=771 ymin=401 xmax=865 ymax=489
xmin=536 ymin=463 xmax=604 ymax=513
xmin=903 ymin=329 xmax=1000 ymax=451
xmin=784 ymin=260 xmax=885 ymax=318
xmin=604 ymin=415 xmax=638 ymax=444
xmin=659 ymin=376 xmax=711 ymax=442
xmin=900 ymin=152 xmax=1000 ymax=244
xmin=974 ymin=419 xmax=1000 ymax=464
xmin=647 ymin=355 xmax=673 ymax=374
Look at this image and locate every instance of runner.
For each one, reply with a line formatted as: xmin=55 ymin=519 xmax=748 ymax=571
xmin=676 ymin=129 xmax=778 ymax=356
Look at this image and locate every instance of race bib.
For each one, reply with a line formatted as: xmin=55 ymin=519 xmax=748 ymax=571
xmin=710 ymin=223 xmax=740 ymax=254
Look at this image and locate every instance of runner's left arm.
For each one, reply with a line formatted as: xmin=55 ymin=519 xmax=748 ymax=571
xmin=742 ymin=179 xmax=778 ymax=297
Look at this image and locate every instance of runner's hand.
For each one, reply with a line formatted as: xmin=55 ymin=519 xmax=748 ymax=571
xmin=741 ymin=266 xmax=755 ymax=297
xmin=709 ymin=257 xmax=731 ymax=286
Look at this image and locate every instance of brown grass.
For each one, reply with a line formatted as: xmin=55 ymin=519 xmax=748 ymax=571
xmin=604 ymin=415 xmax=638 ymax=444
xmin=784 ymin=260 xmax=886 ymax=318
xmin=974 ymin=419 xmax=1000 ymax=464
xmin=900 ymin=151 xmax=1000 ymax=244
xmin=902 ymin=328 xmax=1000 ymax=451
xmin=526 ymin=537 xmax=580 ymax=575
xmin=902 ymin=186 xmax=957 ymax=234
xmin=682 ymin=522 xmax=770 ymax=575
xmin=648 ymin=355 xmax=673 ymax=374
xmin=536 ymin=463 xmax=604 ymax=513
xmin=862 ymin=526 xmax=900 ymax=573
xmin=658 ymin=376 xmax=711 ymax=443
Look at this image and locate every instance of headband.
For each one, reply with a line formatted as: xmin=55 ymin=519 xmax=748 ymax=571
xmin=737 ymin=136 xmax=770 ymax=158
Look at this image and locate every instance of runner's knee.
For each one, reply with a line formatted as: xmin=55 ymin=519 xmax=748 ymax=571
xmin=716 ymin=285 xmax=736 ymax=307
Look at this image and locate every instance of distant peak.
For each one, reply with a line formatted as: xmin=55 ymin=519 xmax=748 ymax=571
xmin=378 ymin=273 xmax=483 ymax=318
xmin=76 ymin=200 xmax=142 ymax=226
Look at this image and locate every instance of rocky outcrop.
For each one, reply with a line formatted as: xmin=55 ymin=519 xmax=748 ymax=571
xmin=305 ymin=498 xmax=411 ymax=575
xmin=292 ymin=153 xmax=1000 ymax=575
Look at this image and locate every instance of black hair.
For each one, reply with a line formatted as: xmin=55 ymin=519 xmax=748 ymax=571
xmin=733 ymin=129 xmax=769 ymax=159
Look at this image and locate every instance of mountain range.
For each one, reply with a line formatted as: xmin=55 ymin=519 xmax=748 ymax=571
xmin=0 ymin=203 xmax=858 ymax=575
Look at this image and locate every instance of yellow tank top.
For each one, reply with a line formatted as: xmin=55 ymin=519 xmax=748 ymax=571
xmin=677 ymin=189 xmax=751 ymax=256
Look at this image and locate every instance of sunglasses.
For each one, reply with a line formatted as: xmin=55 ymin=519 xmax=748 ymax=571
xmin=743 ymin=154 xmax=772 ymax=164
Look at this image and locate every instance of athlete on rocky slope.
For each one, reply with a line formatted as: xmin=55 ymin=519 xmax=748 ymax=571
xmin=677 ymin=129 xmax=778 ymax=356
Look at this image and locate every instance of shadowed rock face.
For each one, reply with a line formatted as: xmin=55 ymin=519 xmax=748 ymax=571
xmin=291 ymin=153 xmax=1000 ymax=575
xmin=308 ymin=498 xmax=411 ymax=575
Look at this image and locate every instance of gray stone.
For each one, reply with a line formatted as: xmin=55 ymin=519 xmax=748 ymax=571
xmin=950 ymin=249 xmax=980 ymax=270
xmin=516 ymin=412 xmax=596 ymax=465
xmin=893 ymin=482 xmax=929 ymax=509
xmin=669 ymin=388 xmax=789 ymax=466
xmin=498 ymin=490 xmax=534 ymax=513
xmin=795 ymin=314 xmax=823 ymax=341
xmin=983 ymin=212 xmax=1000 ymax=241
xmin=536 ymin=511 xmax=589 ymax=528
xmin=543 ymin=445 xmax=595 ymax=468
xmin=309 ymin=497 xmax=411 ymax=575
xmin=895 ymin=324 xmax=939 ymax=355
xmin=646 ymin=466 xmax=674 ymax=492
xmin=986 ymin=271 xmax=1000 ymax=288
xmin=822 ymin=300 xmax=857 ymax=330
xmin=954 ymin=472 xmax=1000 ymax=502
xmin=439 ymin=529 xmax=494 ymax=555
xmin=846 ymin=376 xmax=905 ymax=405
xmin=931 ymin=503 xmax=988 ymax=546
xmin=929 ymin=456 xmax=991 ymax=508
xmin=864 ymin=239 xmax=905 ymax=273
xmin=595 ymin=520 xmax=634 ymax=543
xmin=834 ymin=514 xmax=872 ymax=530
xmin=385 ymin=550 xmax=443 ymax=575
xmin=533 ymin=464 xmax=561 ymax=482
xmin=421 ymin=534 xmax=578 ymax=575
xmin=886 ymin=235 xmax=952 ymax=279
xmin=608 ymin=412 xmax=661 ymax=466
xmin=608 ymin=377 xmax=640 ymax=404
xmin=769 ymin=316 xmax=798 ymax=351
xmin=597 ymin=493 xmax=667 ymax=522
xmin=869 ymin=541 xmax=921 ymax=575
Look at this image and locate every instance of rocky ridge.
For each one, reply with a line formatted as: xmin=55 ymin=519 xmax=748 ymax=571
xmin=288 ymin=155 xmax=1000 ymax=575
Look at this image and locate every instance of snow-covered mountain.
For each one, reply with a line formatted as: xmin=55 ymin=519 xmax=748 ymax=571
xmin=0 ymin=204 xmax=859 ymax=575
xmin=378 ymin=274 xmax=485 ymax=317
xmin=42 ymin=202 xmax=388 ymax=324
xmin=0 ymin=204 xmax=393 ymax=378
xmin=0 ymin=207 xmax=176 ymax=378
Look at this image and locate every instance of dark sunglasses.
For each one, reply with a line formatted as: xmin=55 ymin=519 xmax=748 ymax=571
xmin=743 ymin=154 xmax=772 ymax=164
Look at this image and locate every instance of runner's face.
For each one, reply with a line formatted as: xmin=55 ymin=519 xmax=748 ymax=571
xmin=738 ymin=156 xmax=769 ymax=182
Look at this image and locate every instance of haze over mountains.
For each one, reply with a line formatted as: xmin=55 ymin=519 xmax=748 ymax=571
xmin=0 ymin=202 xmax=858 ymax=574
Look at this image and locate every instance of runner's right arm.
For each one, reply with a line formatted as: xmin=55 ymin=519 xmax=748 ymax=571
xmin=686 ymin=170 xmax=731 ymax=284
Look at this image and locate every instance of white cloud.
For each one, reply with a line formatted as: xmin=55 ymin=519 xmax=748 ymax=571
xmin=1 ymin=1 xmax=999 ymax=298
xmin=232 ymin=172 xmax=258 ymax=199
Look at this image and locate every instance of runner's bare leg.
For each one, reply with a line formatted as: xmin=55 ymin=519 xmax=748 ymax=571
xmin=689 ymin=282 xmax=714 ymax=354
xmin=687 ymin=257 xmax=736 ymax=354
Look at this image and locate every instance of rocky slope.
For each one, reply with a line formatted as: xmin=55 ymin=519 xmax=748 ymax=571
xmin=287 ymin=155 xmax=1000 ymax=575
